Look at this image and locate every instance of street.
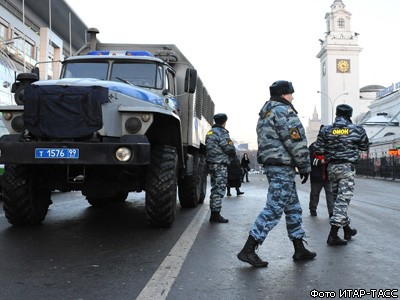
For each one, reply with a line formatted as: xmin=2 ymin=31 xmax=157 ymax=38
xmin=0 ymin=174 xmax=399 ymax=300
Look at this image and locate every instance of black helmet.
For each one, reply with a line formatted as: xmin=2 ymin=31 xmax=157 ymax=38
xmin=336 ymin=104 xmax=353 ymax=119
xmin=269 ymin=80 xmax=294 ymax=97
xmin=213 ymin=113 xmax=228 ymax=125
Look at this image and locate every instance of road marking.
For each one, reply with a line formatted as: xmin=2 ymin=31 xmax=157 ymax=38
xmin=136 ymin=203 xmax=208 ymax=300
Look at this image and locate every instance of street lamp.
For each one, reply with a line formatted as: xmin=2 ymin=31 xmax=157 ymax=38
xmin=317 ymin=90 xmax=349 ymax=122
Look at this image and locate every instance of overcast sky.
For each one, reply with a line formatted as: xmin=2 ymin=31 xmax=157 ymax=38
xmin=65 ymin=0 xmax=400 ymax=149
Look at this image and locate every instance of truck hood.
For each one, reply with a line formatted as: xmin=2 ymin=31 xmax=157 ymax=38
xmin=33 ymin=78 xmax=165 ymax=106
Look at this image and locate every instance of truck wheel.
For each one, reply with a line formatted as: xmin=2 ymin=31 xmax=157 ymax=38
xmin=2 ymin=164 xmax=51 ymax=225
xmin=178 ymin=173 xmax=201 ymax=208
xmin=178 ymin=154 xmax=207 ymax=207
xmin=145 ymin=145 xmax=177 ymax=228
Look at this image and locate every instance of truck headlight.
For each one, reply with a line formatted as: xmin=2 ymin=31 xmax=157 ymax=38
xmin=11 ymin=115 xmax=24 ymax=132
xmin=115 ymin=147 xmax=132 ymax=162
xmin=125 ymin=117 xmax=142 ymax=134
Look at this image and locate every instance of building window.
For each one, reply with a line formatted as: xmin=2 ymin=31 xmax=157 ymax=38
xmin=337 ymin=18 xmax=345 ymax=29
xmin=13 ymin=33 xmax=35 ymax=59
xmin=0 ymin=20 xmax=10 ymax=42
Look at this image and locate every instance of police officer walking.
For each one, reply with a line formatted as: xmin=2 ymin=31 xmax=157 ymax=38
xmin=314 ymin=104 xmax=369 ymax=246
xmin=237 ymin=80 xmax=316 ymax=267
xmin=206 ymin=113 xmax=236 ymax=223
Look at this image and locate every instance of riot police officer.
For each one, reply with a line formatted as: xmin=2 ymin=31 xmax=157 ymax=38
xmin=237 ymin=80 xmax=316 ymax=267
xmin=205 ymin=113 xmax=236 ymax=223
xmin=314 ymin=104 xmax=369 ymax=245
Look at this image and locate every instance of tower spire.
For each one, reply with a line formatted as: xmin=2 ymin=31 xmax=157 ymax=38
xmin=332 ymin=0 xmax=345 ymax=7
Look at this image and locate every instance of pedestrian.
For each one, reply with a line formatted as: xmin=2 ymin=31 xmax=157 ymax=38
xmin=237 ymin=80 xmax=316 ymax=267
xmin=205 ymin=113 xmax=236 ymax=223
xmin=308 ymin=136 xmax=335 ymax=218
xmin=227 ymin=155 xmax=244 ymax=197
xmin=240 ymin=153 xmax=251 ymax=182
xmin=314 ymin=104 xmax=369 ymax=246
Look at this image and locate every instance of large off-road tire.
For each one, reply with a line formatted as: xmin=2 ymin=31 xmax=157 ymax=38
xmin=178 ymin=174 xmax=200 ymax=208
xmin=178 ymin=154 xmax=207 ymax=208
xmin=2 ymin=164 xmax=51 ymax=225
xmin=145 ymin=145 xmax=177 ymax=228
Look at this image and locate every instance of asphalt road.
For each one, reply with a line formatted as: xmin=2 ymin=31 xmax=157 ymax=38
xmin=0 ymin=174 xmax=399 ymax=300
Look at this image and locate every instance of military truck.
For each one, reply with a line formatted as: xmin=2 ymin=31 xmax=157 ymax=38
xmin=0 ymin=28 xmax=215 ymax=227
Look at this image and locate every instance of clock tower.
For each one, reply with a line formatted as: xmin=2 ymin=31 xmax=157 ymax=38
xmin=316 ymin=0 xmax=362 ymax=125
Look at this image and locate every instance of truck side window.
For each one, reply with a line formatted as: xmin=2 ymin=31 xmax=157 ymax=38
xmin=165 ymin=70 xmax=175 ymax=95
xmin=156 ymin=66 xmax=163 ymax=89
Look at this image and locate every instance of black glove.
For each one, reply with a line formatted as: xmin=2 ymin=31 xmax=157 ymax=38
xmin=300 ymin=173 xmax=309 ymax=184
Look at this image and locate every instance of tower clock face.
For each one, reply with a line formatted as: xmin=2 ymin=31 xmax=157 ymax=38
xmin=336 ymin=59 xmax=350 ymax=73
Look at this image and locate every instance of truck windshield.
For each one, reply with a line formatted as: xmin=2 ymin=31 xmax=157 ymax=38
xmin=63 ymin=62 xmax=109 ymax=80
xmin=62 ymin=61 xmax=163 ymax=89
xmin=111 ymin=62 xmax=163 ymax=89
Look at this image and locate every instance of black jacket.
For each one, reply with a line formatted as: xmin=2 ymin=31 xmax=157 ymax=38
xmin=241 ymin=157 xmax=250 ymax=171
xmin=309 ymin=142 xmax=327 ymax=182
xmin=227 ymin=156 xmax=242 ymax=188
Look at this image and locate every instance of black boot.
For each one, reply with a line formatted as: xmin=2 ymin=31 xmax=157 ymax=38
xmin=226 ymin=187 xmax=231 ymax=197
xmin=209 ymin=211 xmax=229 ymax=223
xmin=237 ymin=236 xmax=268 ymax=267
xmin=292 ymin=239 xmax=316 ymax=260
xmin=343 ymin=225 xmax=357 ymax=240
xmin=236 ymin=188 xmax=244 ymax=196
xmin=327 ymin=225 xmax=347 ymax=245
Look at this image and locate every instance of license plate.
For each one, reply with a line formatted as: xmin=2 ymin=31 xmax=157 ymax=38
xmin=35 ymin=148 xmax=80 ymax=159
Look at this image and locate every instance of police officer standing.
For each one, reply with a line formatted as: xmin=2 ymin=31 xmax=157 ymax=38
xmin=206 ymin=113 xmax=236 ymax=223
xmin=314 ymin=104 xmax=369 ymax=246
xmin=237 ymin=80 xmax=316 ymax=267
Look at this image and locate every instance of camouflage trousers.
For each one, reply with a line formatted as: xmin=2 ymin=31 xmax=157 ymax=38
xmin=327 ymin=163 xmax=355 ymax=227
xmin=208 ymin=163 xmax=228 ymax=212
xmin=250 ymin=166 xmax=305 ymax=243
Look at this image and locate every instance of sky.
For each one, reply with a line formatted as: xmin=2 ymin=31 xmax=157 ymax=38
xmin=65 ymin=0 xmax=400 ymax=149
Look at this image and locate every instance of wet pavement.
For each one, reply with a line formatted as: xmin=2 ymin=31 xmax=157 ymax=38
xmin=0 ymin=174 xmax=398 ymax=299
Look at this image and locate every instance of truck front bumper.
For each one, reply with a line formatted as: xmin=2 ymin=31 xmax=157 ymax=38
xmin=0 ymin=135 xmax=150 ymax=165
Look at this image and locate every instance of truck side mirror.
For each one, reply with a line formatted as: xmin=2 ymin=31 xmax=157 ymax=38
xmin=184 ymin=68 xmax=197 ymax=93
xmin=31 ymin=67 xmax=40 ymax=78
